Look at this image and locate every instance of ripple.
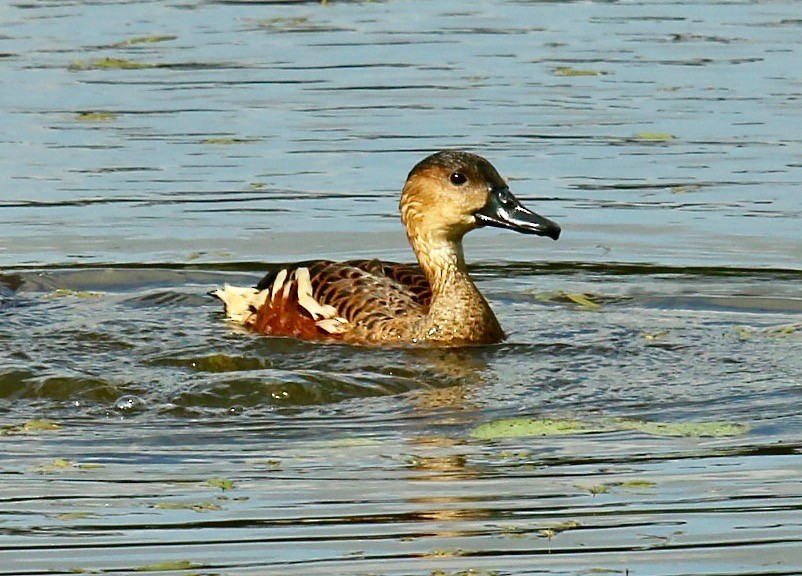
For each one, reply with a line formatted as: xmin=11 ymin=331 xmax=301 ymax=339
xmin=2 ymin=0 xmax=802 ymax=573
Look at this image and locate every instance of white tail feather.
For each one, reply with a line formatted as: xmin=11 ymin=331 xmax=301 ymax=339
xmin=270 ymin=268 xmax=288 ymax=300
xmin=295 ymin=267 xmax=338 ymax=320
xmin=316 ymin=317 xmax=349 ymax=334
xmin=212 ymin=284 xmax=269 ymax=325
xmin=213 ymin=267 xmax=349 ymax=334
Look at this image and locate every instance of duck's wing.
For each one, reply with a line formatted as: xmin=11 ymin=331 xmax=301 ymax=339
xmin=343 ymin=259 xmax=431 ymax=306
xmin=256 ymin=259 xmax=430 ymax=307
xmin=216 ymin=259 xmax=429 ymax=341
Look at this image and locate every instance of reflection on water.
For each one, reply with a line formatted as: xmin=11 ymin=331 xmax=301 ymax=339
xmin=1 ymin=264 xmax=801 ymax=574
xmin=1 ymin=0 xmax=801 ymax=574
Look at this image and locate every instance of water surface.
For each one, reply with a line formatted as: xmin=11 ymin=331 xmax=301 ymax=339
xmin=1 ymin=0 xmax=801 ymax=574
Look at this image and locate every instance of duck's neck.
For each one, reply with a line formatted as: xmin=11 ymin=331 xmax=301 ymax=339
xmin=408 ymin=232 xmax=504 ymax=344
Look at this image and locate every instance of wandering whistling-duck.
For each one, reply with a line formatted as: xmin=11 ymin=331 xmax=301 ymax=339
xmin=213 ymin=150 xmax=560 ymax=346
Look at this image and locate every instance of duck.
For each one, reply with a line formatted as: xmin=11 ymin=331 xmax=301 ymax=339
xmin=213 ymin=150 xmax=560 ymax=346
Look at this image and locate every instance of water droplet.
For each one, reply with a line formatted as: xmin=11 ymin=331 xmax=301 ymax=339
xmin=115 ymin=395 xmax=145 ymax=412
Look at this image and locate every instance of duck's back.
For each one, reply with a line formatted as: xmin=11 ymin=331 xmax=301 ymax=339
xmin=214 ymin=259 xmax=431 ymax=343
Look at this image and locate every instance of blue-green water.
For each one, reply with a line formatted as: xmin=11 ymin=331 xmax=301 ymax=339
xmin=1 ymin=1 xmax=800 ymax=574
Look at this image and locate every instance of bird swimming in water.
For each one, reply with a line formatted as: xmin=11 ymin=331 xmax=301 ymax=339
xmin=213 ymin=150 xmax=560 ymax=346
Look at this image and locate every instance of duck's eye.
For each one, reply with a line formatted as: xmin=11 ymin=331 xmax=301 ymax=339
xmin=449 ymin=172 xmax=468 ymax=186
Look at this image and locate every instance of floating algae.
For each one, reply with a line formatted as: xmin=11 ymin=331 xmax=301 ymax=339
xmin=471 ymin=418 xmax=597 ymax=440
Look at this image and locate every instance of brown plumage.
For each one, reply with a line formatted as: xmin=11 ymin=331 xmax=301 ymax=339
xmin=213 ymin=150 xmax=560 ymax=346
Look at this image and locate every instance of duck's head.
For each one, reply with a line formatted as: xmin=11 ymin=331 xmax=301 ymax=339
xmin=400 ymin=150 xmax=561 ymax=243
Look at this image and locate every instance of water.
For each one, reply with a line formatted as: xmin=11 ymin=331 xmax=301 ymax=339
xmin=1 ymin=0 xmax=801 ymax=574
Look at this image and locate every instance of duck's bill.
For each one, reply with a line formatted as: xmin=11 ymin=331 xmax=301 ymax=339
xmin=474 ymin=186 xmax=561 ymax=240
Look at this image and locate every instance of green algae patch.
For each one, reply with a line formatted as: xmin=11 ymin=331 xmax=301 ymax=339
xmin=153 ymin=501 xmax=223 ymax=513
xmin=532 ymin=290 xmax=604 ymax=310
xmin=45 ymin=288 xmax=103 ymax=299
xmin=578 ymin=480 xmax=656 ymax=495
xmin=576 ymin=483 xmax=610 ymax=495
xmin=425 ymin=548 xmax=466 ymax=558
xmin=471 ymin=418 xmax=596 ymax=440
xmin=554 ymin=66 xmax=606 ymax=77
xmin=110 ymin=35 xmax=177 ymax=47
xmin=642 ymin=330 xmax=670 ymax=340
xmin=23 ymin=419 xmax=61 ymax=432
xmin=188 ymin=353 xmax=268 ymax=372
xmin=2 ymin=419 xmax=62 ymax=435
xmin=539 ymin=520 xmax=581 ymax=539
xmin=69 ymin=57 xmax=155 ymax=71
xmin=134 ymin=560 xmax=204 ymax=572
xmin=473 ymin=415 xmax=749 ymax=441
xmin=256 ymin=16 xmax=311 ymax=28
xmin=205 ymin=477 xmax=235 ymax=491
xmin=34 ymin=458 xmax=106 ymax=473
xmin=617 ymin=419 xmax=750 ymax=437
xmin=633 ymin=132 xmax=676 ymax=142
xmin=37 ymin=458 xmax=73 ymax=473
xmin=736 ymin=323 xmax=799 ymax=339
xmin=76 ymin=462 xmax=106 ymax=470
xmin=76 ymin=111 xmax=117 ymax=122
xmin=57 ymin=511 xmax=97 ymax=521
xmin=617 ymin=479 xmax=657 ymax=490
xmin=250 ymin=458 xmax=282 ymax=470
xmin=565 ymin=293 xmax=601 ymax=310
xmin=765 ymin=323 xmax=799 ymax=336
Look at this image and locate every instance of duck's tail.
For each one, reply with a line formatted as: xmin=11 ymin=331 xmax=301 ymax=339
xmin=210 ymin=268 xmax=348 ymax=335
xmin=210 ymin=284 xmax=268 ymax=325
